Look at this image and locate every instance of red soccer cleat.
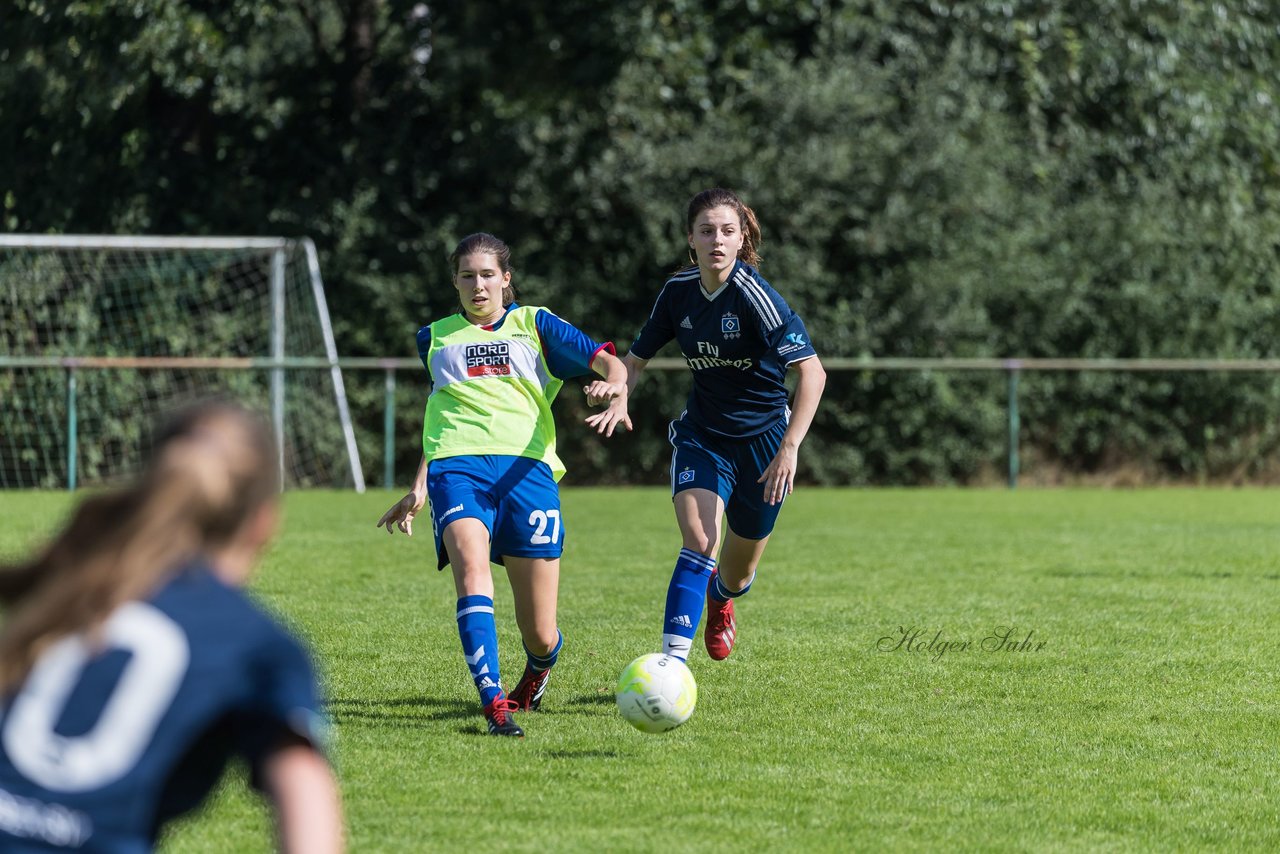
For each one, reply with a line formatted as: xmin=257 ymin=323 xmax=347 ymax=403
xmin=508 ymin=665 xmax=551 ymax=711
xmin=704 ymin=579 xmax=737 ymax=661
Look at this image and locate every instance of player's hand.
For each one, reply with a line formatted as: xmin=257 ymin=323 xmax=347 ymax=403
xmin=585 ymin=398 xmax=632 ymax=437
xmin=583 ymin=380 xmax=626 ymax=407
xmin=377 ymin=491 xmax=426 ymax=536
xmin=758 ymin=443 xmax=799 ymax=506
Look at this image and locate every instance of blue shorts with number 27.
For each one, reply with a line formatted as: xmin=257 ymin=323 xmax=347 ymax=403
xmin=427 ymin=455 xmax=564 ymax=570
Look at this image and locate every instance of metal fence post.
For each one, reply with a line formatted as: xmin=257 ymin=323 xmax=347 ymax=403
xmin=384 ymin=366 xmax=397 ymax=489
xmin=1007 ymin=365 xmax=1020 ymax=489
xmin=270 ymin=247 xmax=287 ymax=489
xmin=66 ymin=366 xmax=78 ymax=491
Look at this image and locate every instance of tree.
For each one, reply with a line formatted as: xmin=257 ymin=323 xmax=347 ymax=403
xmin=4 ymin=0 xmax=1280 ymax=483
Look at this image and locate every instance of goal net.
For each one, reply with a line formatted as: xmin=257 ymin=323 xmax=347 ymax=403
xmin=0 ymin=236 xmax=365 ymax=491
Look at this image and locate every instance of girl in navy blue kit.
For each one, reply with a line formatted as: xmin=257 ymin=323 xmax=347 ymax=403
xmin=0 ymin=402 xmax=343 ymax=853
xmin=598 ymin=188 xmax=826 ymax=662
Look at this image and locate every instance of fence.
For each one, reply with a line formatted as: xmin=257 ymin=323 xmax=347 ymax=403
xmin=7 ymin=355 xmax=1280 ymax=490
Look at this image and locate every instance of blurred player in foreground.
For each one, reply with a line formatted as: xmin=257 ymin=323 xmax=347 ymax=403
xmin=606 ymin=187 xmax=826 ymax=663
xmin=378 ymin=232 xmax=629 ymax=737
xmin=0 ymin=401 xmax=343 ymax=853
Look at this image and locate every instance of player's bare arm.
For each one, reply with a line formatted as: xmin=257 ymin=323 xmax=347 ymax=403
xmin=758 ymin=355 xmax=826 ymax=505
xmin=263 ymin=744 xmax=344 ymax=854
xmin=621 ymin=351 xmax=649 ymax=397
xmin=584 ymin=350 xmax=633 ymax=436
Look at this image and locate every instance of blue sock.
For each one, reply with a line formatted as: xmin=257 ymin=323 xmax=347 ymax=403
xmin=456 ymin=595 xmax=502 ymax=706
xmin=661 ymin=548 xmax=717 ymax=660
xmin=709 ymin=571 xmax=754 ymax=603
xmin=525 ymin=630 xmax=563 ymax=673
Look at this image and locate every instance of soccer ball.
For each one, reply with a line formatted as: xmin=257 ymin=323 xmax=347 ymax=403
xmin=615 ymin=653 xmax=697 ymax=733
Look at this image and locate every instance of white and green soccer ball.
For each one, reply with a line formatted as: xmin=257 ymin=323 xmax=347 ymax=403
xmin=615 ymin=653 xmax=698 ymax=733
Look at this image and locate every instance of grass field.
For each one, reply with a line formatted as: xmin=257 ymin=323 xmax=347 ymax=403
xmin=2 ymin=488 xmax=1279 ymax=852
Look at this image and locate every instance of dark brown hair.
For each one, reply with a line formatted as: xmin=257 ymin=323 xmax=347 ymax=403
xmin=0 ymin=400 xmax=279 ymax=693
xmin=686 ymin=188 xmax=763 ymax=269
xmin=450 ymin=232 xmax=517 ymax=308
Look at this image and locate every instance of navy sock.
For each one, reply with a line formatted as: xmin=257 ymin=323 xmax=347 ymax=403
xmin=661 ymin=548 xmax=717 ymax=661
xmin=456 ymin=595 xmax=502 ymax=706
xmin=709 ymin=571 xmax=754 ymax=603
xmin=525 ymin=630 xmax=563 ymax=673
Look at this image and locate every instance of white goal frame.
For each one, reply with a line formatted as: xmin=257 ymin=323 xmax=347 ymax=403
xmin=0 ymin=234 xmax=366 ymax=492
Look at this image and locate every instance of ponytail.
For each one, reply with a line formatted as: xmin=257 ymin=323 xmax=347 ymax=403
xmin=736 ymin=202 xmax=763 ymax=269
xmin=0 ymin=402 xmax=278 ymax=693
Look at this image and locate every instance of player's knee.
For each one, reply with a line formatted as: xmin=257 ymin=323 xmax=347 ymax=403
xmin=452 ymin=562 xmax=492 ymax=595
xmin=718 ymin=568 xmax=756 ymax=593
xmin=525 ymin=626 xmax=560 ymax=657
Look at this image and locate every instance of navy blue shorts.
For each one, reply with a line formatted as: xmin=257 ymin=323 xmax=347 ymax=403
xmin=427 ymin=455 xmax=563 ymax=570
xmin=667 ymin=415 xmax=789 ymax=540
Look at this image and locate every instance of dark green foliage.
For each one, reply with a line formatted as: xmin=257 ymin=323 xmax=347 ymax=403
xmin=4 ymin=0 xmax=1279 ymax=484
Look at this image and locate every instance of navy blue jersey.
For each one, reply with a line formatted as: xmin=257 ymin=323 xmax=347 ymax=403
xmin=0 ymin=562 xmax=327 ymax=853
xmin=417 ymin=303 xmax=613 ymax=381
xmin=629 ymin=261 xmax=818 ymax=437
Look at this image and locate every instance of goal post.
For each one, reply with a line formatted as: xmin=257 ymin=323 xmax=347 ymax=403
xmin=299 ymin=238 xmax=365 ymax=492
xmin=0 ymin=235 xmax=365 ymax=491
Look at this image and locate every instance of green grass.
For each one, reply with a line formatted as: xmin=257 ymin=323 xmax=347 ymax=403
xmin=2 ymin=488 xmax=1279 ymax=852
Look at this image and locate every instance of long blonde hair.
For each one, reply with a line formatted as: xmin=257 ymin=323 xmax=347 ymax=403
xmin=0 ymin=401 xmax=279 ymax=693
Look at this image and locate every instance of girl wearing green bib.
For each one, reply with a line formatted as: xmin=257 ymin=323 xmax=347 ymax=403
xmin=378 ymin=233 xmax=630 ymax=737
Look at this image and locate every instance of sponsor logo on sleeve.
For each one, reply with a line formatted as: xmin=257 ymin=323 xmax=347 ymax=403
xmin=777 ymin=332 xmax=809 ymax=357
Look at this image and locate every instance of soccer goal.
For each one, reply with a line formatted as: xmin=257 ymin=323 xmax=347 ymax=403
xmin=0 ymin=235 xmax=365 ymax=491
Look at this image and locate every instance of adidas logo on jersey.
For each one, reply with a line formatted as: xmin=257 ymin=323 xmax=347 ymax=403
xmin=680 ymin=316 xmax=693 ymax=329
xmin=669 ymin=614 xmax=693 ymax=628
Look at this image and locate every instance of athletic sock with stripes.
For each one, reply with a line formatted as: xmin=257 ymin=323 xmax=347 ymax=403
xmin=661 ymin=548 xmax=717 ymax=660
xmin=525 ymin=629 xmax=563 ymax=673
xmin=456 ymin=595 xmax=502 ymax=706
xmin=709 ymin=570 xmax=753 ymax=603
